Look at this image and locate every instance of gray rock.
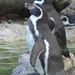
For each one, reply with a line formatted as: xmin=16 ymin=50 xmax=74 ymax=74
xmin=0 ymin=22 xmax=26 ymax=41
xmin=65 ymin=26 xmax=75 ymax=42
xmin=12 ymin=54 xmax=35 ymax=75
xmin=12 ymin=53 xmax=75 ymax=75
xmin=61 ymin=0 xmax=75 ymax=15
xmin=0 ymin=22 xmax=75 ymax=42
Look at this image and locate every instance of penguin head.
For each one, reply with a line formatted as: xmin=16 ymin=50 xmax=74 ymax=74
xmin=61 ymin=15 xmax=69 ymax=22
xmin=61 ymin=15 xmax=70 ymax=26
xmin=25 ymin=3 xmax=42 ymax=17
xmin=34 ymin=0 xmax=71 ymax=12
xmin=34 ymin=0 xmax=52 ymax=5
xmin=61 ymin=14 xmax=75 ymax=26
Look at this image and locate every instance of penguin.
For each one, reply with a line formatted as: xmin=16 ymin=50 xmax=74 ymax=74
xmin=34 ymin=0 xmax=72 ymax=12
xmin=61 ymin=14 xmax=75 ymax=26
xmin=25 ymin=3 xmax=67 ymax=75
xmin=34 ymin=0 xmax=70 ymax=57
xmin=25 ymin=2 xmax=55 ymax=53
xmin=48 ymin=17 xmax=55 ymax=32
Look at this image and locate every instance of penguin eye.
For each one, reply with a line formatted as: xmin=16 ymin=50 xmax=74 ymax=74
xmin=62 ymin=17 xmax=67 ymax=21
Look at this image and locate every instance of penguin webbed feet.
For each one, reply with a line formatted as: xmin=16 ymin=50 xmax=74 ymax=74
xmin=62 ymin=52 xmax=70 ymax=58
xmin=27 ymin=73 xmax=40 ymax=75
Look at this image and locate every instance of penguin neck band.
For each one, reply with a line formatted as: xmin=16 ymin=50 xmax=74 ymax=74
xmin=34 ymin=0 xmax=44 ymax=5
xmin=30 ymin=4 xmax=43 ymax=37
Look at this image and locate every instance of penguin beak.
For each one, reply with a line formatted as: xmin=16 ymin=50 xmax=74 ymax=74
xmin=25 ymin=3 xmax=35 ymax=10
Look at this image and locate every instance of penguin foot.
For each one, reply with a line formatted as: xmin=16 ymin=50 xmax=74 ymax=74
xmin=27 ymin=73 xmax=40 ymax=75
xmin=62 ymin=52 xmax=70 ymax=58
xmin=62 ymin=48 xmax=70 ymax=58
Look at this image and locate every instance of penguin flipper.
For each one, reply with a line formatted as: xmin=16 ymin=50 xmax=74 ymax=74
xmin=48 ymin=19 xmax=55 ymax=31
xmin=54 ymin=26 xmax=63 ymax=37
xmin=30 ymin=34 xmax=45 ymax=67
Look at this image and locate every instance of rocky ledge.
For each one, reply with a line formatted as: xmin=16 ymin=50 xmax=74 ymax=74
xmin=65 ymin=26 xmax=75 ymax=42
xmin=0 ymin=21 xmax=75 ymax=42
xmin=0 ymin=21 xmax=26 ymax=41
xmin=12 ymin=53 xmax=75 ymax=75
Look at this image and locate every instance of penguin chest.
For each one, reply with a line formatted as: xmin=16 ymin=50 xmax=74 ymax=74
xmin=35 ymin=40 xmax=50 ymax=75
xmin=35 ymin=49 xmax=49 ymax=75
xmin=35 ymin=50 xmax=45 ymax=75
xmin=26 ymin=17 xmax=39 ymax=53
xmin=26 ymin=25 xmax=35 ymax=53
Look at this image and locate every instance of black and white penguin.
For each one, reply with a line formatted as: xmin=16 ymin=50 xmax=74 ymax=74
xmin=25 ymin=1 xmax=55 ymax=53
xmin=34 ymin=0 xmax=70 ymax=57
xmin=25 ymin=3 xmax=66 ymax=75
xmin=48 ymin=17 xmax=55 ymax=32
xmin=61 ymin=14 xmax=75 ymax=26
xmin=34 ymin=0 xmax=71 ymax=12
xmin=25 ymin=3 xmax=40 ymax=53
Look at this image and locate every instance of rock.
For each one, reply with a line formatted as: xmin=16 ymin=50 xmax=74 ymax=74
xmin=12 ymin=54 xmax=35 ymax=75
xmin=63 ymin=56 xmax=73 ymax=71
xmin=65 ymin=26 xmax=75 ymax=42
xmin=12 ymin=53 xmax=75 ymax=75
xmin=70 ymin=53 xmax=75 ymax=66
xmin=0 ymin=0 xmax=71 ymax=18
xmin=8 ymin=20 xmax=12 ymax=23
xmin=0 ymin=21 xmax=74 ymax=42
xmin=62 ymin=53 xmax=75 ymax=71
xmin=0 ymin=22 xmax=26 ymax=41
xmin=66 ymin=67 xmax=75 ymax=75
xmin=53 ymin=0 xmax=72 ymax=12
xmin=61 ymin=0 xmax=75 ymax=15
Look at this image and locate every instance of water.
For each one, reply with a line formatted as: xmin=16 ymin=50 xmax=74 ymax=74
xmin=0 ymin=40 xmax=29 ymax=75
xmin=67 ymin=41 xmax=75 ymax=55
xmin=0 ymin=40 xmax=75 ymax=75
